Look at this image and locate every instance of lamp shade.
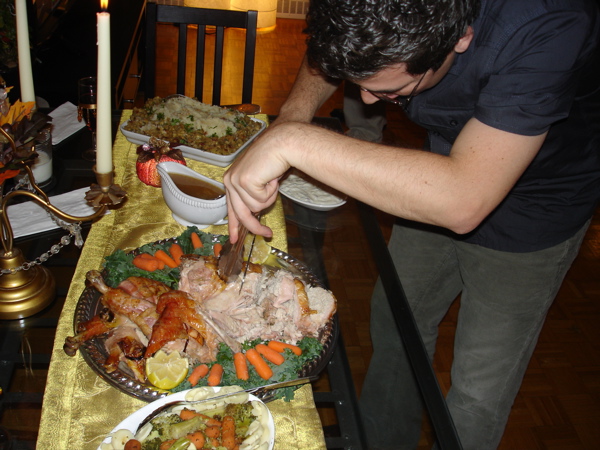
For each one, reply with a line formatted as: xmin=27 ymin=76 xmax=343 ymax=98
xmin=185 ymin=0 xmax=231 ymax=9
xmin=184 ymin=0 xmax=277 ymax=29
xmin=230 ymin=0 xmax=276 ymax=28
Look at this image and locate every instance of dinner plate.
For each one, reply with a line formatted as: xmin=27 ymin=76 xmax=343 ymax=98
xmin=279 ymin=189 xmax=347 ymax=212
xmin=98 ymin=387 xmax=275 ymax=450
xmin=73 ymin=239 xmax=338 ymax=403
xmin=120 ymin=118 xmax=266 ymax=167
xmin=279 ymin=172 xmax=347 ymax=211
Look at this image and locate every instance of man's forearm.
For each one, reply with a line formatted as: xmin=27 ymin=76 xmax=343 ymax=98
xmin=277 ymin=55 xmax=340 ymax=123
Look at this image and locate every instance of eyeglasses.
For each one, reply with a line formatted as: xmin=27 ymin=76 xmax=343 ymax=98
xmin=361 ymin=72 xmax=427 ymax=109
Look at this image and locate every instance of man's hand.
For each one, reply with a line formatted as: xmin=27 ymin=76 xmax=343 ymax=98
xmin=223 ymin=125 xmax=292 ymax=243
xmin=223 ymin=54 xmax=338 ymax=243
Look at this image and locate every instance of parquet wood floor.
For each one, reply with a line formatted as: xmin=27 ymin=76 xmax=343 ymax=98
xmin=153 ymin=18 xmax=600 ymax=449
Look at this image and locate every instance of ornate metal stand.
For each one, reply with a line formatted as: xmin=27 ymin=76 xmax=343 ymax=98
xmin=0 ymin=128 xmax=126 ymax=319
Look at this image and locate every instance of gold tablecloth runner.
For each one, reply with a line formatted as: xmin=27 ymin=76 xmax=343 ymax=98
xmin=37 ymin=111 xmax=326 ymax=449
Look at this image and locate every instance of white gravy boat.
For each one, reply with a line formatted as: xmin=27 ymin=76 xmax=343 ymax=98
xmin=157 ymin=161 xmax=227 ymax=228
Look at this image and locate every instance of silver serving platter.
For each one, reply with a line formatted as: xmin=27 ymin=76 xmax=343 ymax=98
xmin=73 ymin=242 xmax=338 ymax=403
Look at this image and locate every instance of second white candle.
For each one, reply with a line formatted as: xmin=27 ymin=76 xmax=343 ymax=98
xmin=15 ymin=0 xmax=36 ymax=105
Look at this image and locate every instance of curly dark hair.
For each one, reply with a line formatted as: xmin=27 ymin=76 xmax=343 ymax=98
xmin=305 ymin=0 xmax=481 ymax=80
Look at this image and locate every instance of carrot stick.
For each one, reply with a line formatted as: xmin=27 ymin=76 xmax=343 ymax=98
xmin=179 ymin=410 xmax=221 ymax=427
xmin=153 ymin=249 xmax=178 ymax=269
xmin=191 ymin=232 xmax=203 ymax=249
xmin=255 ymin=343 xmax=285 ymax=365
xmin=179 ymin=409 xmax=198 ymax=421
xmin=132 ymin=254 xmax=160 ymax=271
xmin=124 ymin=440 xmax=142 ymax=450
xmin=138 ymin=253 xmax=165 ymax=269
xmin=207 ymin=363 xmax=223 ymax=386
xmin=204 ymin=425 xmax=220 ymax=439
xmin=222 ymin=415 xmax=236 ymax=450
xmin=233 ymin=352 xmax=249 ymax=380
xmin=245 ymin=348 xmax=273 ymax=380
xmin=159 ymin=440 xmax=176 ymax=450
xmin=169 ymin=243 xmax=184 ymax=266
xmin=188 ymin=364 xmax=209 ymax=386
xmin=199 ymin=414 xmax=221 ymax=427
xmin=187 ymin=431 xmax=205 ymax=449
xmin=213 ymin=243 xmax=223 ymax=257
xmin=267 ymin=340 xmax=302 ymax=356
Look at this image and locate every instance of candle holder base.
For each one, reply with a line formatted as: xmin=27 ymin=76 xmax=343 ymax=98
xmin=84 ymin=167 xmax=126 ymax=207
xmin=85 ymin=183 xmax=127 ymax=207
xmin=0 ymin=248 xmax=55 ymax=320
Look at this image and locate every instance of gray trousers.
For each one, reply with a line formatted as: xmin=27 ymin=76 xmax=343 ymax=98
xmin=359 ymin=219 xmax=590 ymax=450
xmin=343 ymin=82 xmax=387 ymax=143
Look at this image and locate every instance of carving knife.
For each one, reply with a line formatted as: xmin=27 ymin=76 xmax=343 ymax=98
xmin=217 ymin=224 xmax=248 ymax=282
xmin=239 ymin=214 xmax=261 ymax=292
xmin=218 ymin=213 xmax=262 ymax=285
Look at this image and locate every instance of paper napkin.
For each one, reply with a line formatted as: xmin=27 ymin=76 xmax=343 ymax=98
xmin=7 ymin=187 xmax=110 ymax=239
xmin=48 ymin=102 xmax=86 ymax=145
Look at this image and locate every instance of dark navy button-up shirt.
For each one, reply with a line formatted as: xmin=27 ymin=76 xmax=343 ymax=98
xmin=408 ymin=0 xmax=600 ymax=252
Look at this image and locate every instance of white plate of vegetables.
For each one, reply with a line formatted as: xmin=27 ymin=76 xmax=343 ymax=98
xmin=99 ymin=386 xmax=274 ymax=450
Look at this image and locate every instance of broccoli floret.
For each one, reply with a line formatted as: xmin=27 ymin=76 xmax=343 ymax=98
xmin=141 ymin=414 xmax=198 ymax=449
xmin=150 ymin=413 xmax=183 ymax=438
xmin=167 ymin=437 xmax=196 ymax=450
xmin=141 ymin=436 xmax=162 ymax=450
xmin=225 ymin=403 xmax=254 ymax=437
xmin=168 ymin=415 xmax=205 ymax=440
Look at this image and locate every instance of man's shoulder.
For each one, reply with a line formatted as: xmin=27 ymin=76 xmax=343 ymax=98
xmin=479 ymin=0 xmax=598 ymax=29
xmin=475 ymin=0 xmax=599 ymax=63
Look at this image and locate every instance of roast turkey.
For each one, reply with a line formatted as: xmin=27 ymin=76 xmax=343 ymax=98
xmin=178 ymin=255 xmax=337 ymax=346
xmin=65 ymin=254 xmax=337 ymax=382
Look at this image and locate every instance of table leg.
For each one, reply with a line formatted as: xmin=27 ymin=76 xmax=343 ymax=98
xmin=286 ymin=202 xmax=368 ymax=449
xmin=358 ymin=201 xmax=463 ymax=450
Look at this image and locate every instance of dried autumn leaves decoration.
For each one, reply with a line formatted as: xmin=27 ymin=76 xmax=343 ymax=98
xmin=0 ymin=86 xmax=51 ymax=185
xmin=136 ymin=137 xmax=187 ymax=187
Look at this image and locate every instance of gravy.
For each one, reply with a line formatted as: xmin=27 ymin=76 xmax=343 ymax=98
xmin=170 ymin=172 xmax=225 ymax=200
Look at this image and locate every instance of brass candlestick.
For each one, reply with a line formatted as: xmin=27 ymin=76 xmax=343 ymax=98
xmin=0 ymin=128 xmax=126 ymax=319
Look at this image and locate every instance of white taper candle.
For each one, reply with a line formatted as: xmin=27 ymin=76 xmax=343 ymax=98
xmin=15 ymin=0 xmax=36 ymax=105
xmin=95 ymin=1 xmax=112 ymax=174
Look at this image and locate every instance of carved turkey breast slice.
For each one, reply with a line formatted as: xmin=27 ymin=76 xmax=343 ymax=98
xmin=178 ymin=255 xmax=337 ymax=345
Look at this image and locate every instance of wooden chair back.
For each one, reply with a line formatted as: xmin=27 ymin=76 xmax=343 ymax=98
xmin=145 ymin=3 xmax=258 ymax=105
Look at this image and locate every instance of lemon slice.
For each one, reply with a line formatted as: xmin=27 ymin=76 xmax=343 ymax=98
xmin=146 ymin=350 xmax=189 ymax=390
xmin=243 ymin=234 xmax=272 ymax=264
